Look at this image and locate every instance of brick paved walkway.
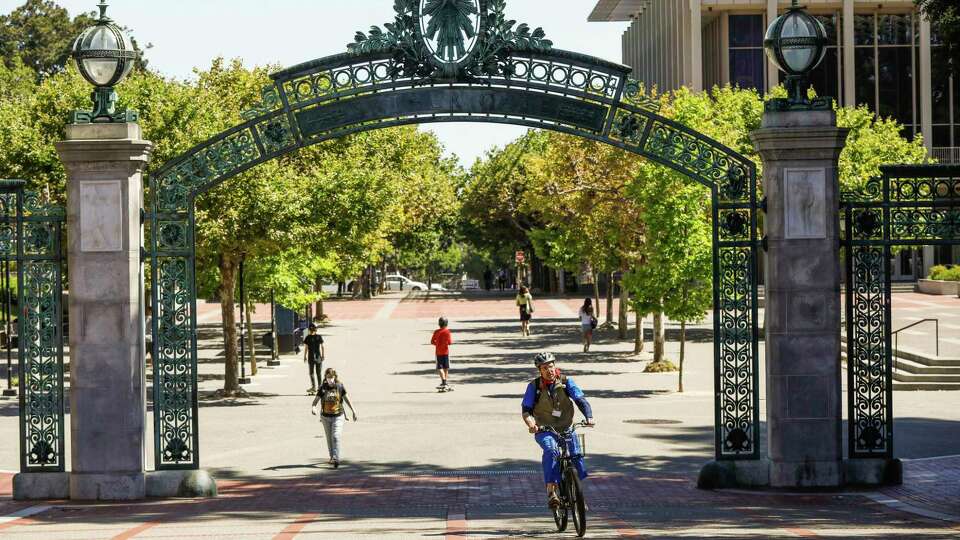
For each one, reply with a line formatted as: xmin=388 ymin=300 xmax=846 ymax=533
xmin=2 ymin=469 xmax=960 ymax=538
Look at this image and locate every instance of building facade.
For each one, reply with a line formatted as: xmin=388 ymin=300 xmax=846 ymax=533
xmin=590 ymin=0 xmax=958 ymax=279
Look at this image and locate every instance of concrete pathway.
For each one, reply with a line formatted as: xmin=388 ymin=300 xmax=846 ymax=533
xmin=0 ymin=292 xmax=958 ymax=538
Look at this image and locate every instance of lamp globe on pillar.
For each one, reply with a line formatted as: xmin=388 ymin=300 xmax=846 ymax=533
xmin=763 ymin=0 xmax=830 ymax=110
xmin=71 ymin=1 xmax=138 ymax=123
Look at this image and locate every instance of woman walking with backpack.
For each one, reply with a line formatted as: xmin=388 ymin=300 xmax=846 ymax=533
xmin=311 ymin=368 xmax=358 ymax=468
xmin=516 ymin=285 xmax=534 ymax=336
xmin=578 ymin=298 xmax=597 ymax=352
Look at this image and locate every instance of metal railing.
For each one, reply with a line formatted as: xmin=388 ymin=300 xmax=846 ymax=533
xmin=892 ymin=319 xmax=940 ymax=372
xmin=932 ymin=147 xmax=960 ymax=164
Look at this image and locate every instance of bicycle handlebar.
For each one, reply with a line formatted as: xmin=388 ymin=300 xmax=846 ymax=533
xmin=537 ymin=420 xmax=594 ymax=435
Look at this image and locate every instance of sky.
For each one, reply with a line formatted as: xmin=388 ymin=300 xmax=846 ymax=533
xmin=0 ymin=0 xmax=630 ymax=168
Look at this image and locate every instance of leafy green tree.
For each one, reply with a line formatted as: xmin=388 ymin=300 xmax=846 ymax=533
xmin=461 ymin=131 xmax=546 ymax=261
xmin=522 ymin=131 xmax=644 ymax=328
xmin=0 ymin=0 xmax=148 ymax=80
xmin=837 ymin=105 xmax=931 ymax=187
xmin=623 ymin=163 xmax=711 ymax=377
xmin=0 ymin=0 xmax=92 ymax=79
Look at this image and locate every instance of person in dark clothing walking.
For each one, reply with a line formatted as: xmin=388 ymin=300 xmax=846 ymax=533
xmin=303 ymin=323 xmax=325 ymax=394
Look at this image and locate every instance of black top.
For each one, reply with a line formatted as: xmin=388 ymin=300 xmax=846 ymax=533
xmin=317 ymin=382 xmax=347 ymax=418
xmin=304 ymin=334 xmax=324 ymax=362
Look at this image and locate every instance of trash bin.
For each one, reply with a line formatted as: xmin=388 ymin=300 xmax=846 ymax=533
xmin=276 ymin=305 xmax=296 ymax=353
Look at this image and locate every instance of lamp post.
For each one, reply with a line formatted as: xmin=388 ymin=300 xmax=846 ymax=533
xmin=70 ymin=1 xmax=138 ymax=124
xmin=763 ymin=0 xmax=831 ymax=110
xmin=238 ymin=257 xmax=251 ymax=386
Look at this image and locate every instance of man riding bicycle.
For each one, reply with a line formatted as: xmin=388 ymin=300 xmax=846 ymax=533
xmin=522 ymin=352 xmax=595 ymax=509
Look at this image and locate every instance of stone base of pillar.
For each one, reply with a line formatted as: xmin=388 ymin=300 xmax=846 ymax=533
xmin=697 ymin=459 xmax=770 ymax=489
xmin=70 ymin=472 xmax=145 ymax=501
xmin=698 ymin=458 xmax=903 ymax=489
xmin=770 ymin=460 xmax=843 ymax=488
xmin=845 ymin=458 xmax=903 ymax=486
xmin=145 ymin=469 xmax=218 ymax=498
xmin=267 ymin=359 xmax=281 ymax=367
xmin=13 ymin=472 xmax=69 ymax=500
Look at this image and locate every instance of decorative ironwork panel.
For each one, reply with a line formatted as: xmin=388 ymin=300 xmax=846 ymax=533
xmin=149 ymin=194 xmax=199 ymax=469
xmin=146 ymin=0 xmax=763 ymax=469
xmin=714 ymin=245 xmax=759 ymax=458
xmin=842 ymin=164 xmax=960 ymax=460
xmin=846 ymin=246 xmax=891 ymax=457
xmin=0 ymin=183 xmax=66 ymax=473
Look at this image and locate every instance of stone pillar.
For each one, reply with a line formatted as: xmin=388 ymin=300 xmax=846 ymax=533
xmin=766 ymin=0 xmax=779 ymax=93
xmin=56 ymin=123 xmax=152 ymax=500
xmin=918 ymin=16 xmax=933 ymax=153
xmin=688 ymin=0 xmax=703 ymax=92
xmin=842 ymin=0 xmax=855 ymax=108
xmin=752 ymin=110 xmax=848 ymax=488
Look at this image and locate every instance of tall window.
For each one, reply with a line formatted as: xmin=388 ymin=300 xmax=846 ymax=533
xmin=729 ymin=15 xmax=765 ymax=93
xmin=855 ymin=13 xmax=918 ymax=137
xmin=807 ymin=13 xmax=842 ymax=101
xmin=931 ymin=31 xmax=958 ymax=149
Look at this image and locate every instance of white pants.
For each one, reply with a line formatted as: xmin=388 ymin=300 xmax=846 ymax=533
xmin=320 ymin=414 xmax=345 ymax=460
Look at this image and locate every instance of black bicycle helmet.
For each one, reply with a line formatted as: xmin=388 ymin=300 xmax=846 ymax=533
xmin=534 ymin=352 xmax=556 ymax=367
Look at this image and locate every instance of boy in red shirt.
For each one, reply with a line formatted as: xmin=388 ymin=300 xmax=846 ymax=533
xmin=431 ymin=316 xmax=453 ymax=392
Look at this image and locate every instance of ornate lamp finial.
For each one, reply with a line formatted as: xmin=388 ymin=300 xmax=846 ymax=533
xmin=70 ymin=1 xmax=138 ymax=123
xmin=763 ymin=0 xmax=831 ymax=111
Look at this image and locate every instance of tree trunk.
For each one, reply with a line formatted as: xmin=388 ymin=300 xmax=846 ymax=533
xmin=245 ymin=301 xmax=257 ymax=376
xmin=605 ymin=271 xmax=614 ymax=325
xmin=679 ymin=320 xmax=686 ymax=393
xmin=558 ymin=269 xmax=565 ymax=295
xmin=634 ymin=310 xmax=644 ymax=354
xmin=218 ymin=254 xmax=240 ymax=395
xmin=380 ymin=260 xmax=388 ymax=294
xmin=618 ymin=273 xmax=628 ymax=339
xmin=592 ymin=272 xmax=600 ymax=318
xmin=361 ymin=267 xmax=371 ymax=299
xmin=314 ymin=276 xmax=324 ymax=320
xmin=653 ymin=310 xmax=665 ymax=362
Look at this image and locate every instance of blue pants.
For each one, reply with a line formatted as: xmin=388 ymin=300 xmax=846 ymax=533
xmin=535 ymin=431 xmax=587 ymax=486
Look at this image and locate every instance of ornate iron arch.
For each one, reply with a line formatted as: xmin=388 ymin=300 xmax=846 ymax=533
xmin=147 ymin=0 xmax=761 ymax=470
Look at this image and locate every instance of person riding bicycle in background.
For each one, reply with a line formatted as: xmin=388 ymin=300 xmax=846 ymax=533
xmin=521 ymin=352 xmax=595 ymax=509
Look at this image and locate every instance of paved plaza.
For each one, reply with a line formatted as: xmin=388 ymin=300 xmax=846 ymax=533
xmin=0 ymin=291 xmax=959 ymax=538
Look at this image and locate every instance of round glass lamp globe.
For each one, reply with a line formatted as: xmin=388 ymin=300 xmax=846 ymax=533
xmin=73 ymin=18 xmax=136 ymax=87
xmin=764 ymin=8 xmax=827 ymax=76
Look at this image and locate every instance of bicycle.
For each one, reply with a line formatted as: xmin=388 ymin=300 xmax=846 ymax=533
xmin=540 ymin=420 xmax=592 ymax=537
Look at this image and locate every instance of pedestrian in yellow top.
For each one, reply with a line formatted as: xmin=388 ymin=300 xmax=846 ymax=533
xmin=516 ymin=285 xmax=534 ymax=336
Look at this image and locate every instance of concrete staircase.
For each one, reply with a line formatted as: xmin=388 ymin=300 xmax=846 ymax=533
xmin=841 ymin=341 xmax=960 ymax=391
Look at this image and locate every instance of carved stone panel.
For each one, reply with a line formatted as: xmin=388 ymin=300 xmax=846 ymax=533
xmin=80 ymin=181 xmax=123 ymax=252
xmin=785 ymin=168 xmax=827 ymax=240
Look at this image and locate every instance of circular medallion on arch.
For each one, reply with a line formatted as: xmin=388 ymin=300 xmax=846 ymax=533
xmin=416 ymin=0 xmax=487 ymax=75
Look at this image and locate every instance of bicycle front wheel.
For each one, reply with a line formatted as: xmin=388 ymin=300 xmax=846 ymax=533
xmin=552 ymin=500 xmax=568 ymax=532
xmin=565 ymin=468 xmax=587 ymax=537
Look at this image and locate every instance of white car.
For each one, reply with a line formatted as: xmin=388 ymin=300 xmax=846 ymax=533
xmin=385 ymin=275 xmax=434 ymax=292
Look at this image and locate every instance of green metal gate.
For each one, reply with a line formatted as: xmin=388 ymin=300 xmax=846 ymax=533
xmin=0 ymin=180 xmax=67 ymax=472
xmin=147 ymin=0 xmax=763 ymax=470
xmin=842 ymin=164 xmax=960 ymax=458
